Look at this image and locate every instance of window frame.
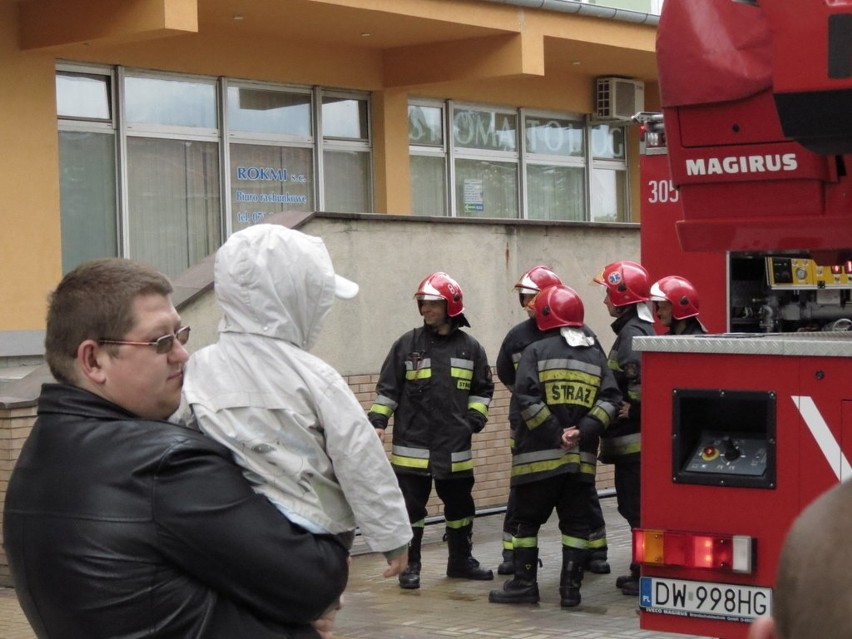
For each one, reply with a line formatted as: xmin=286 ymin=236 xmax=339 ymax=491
xmin=317 ymin=89 xmax=374 ymax=213
xmin=407 ymin=98 xmax=632 ymax=222
xmin=56 ymin=62 xmax=120 ymax=272
xmin=408 ymin=99 xmax=450 ymax=216
xmin=55 ymin=64 xmax=375 ymax=274
xmin=449 ymin=101 xmax=521 ymax=218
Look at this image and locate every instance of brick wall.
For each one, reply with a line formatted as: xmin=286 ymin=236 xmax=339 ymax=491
xmin=0 ymin=370 xmax=616 ymax=587
xmin=0 ymin=402 xmax=37 ymax=587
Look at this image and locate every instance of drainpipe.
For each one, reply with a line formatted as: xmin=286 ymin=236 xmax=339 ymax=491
xmin=479 ymin=0 xmax=660 ymax=26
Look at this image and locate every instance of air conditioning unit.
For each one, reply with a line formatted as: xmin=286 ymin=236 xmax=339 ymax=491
xmin=595 ymin=77 xmax=645 ymax=121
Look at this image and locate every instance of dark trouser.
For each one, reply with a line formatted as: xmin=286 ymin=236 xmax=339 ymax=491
xmin=613 ymin=456 xmax=641 ymax=590
xmin=586 ymin=483 xmax=607 ymax=554
xmin=508 ymin=482 xmax=604 ymax=548
xmin=613 ymin=457 xmax=641 ymax=530
xmin=508 ymin=474 xmax=593 ymax=544
xmin=396 ymin=472 xmax=491 ymax=580
xmin=507 ymin=474 xmax=592 ymax=604
xmin=501 ymin=486 xmax=517 ymax=549
xmin=395 ymin=472 xmax=476 ymax=525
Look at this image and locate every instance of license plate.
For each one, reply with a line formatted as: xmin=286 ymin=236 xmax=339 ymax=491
xmin=640 ymin=577 xmax=772 ymax=622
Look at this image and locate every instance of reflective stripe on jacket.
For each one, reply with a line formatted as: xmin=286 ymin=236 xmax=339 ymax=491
xmin=369 ymin=324 xmax=494 ymax=479
xmin=496 ymin=319 xmax=603 ymax=444
xmin=600 ymin=306 xmax=654 ymax=463
xmin=512 ymin=330 xmax=621 ymax=486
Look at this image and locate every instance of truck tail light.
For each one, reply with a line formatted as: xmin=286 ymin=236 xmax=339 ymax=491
xmin=633 ymin=529 xmax=754 ymax=574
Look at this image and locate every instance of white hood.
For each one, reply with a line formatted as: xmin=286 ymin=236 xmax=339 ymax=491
xmin=214 ymin=224 xmax=357 ymax=351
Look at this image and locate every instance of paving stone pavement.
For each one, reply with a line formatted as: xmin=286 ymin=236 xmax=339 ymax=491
xmin=0 ymin=498 xmax=712 ymax=639
xmin=339 ymin=497 xmax=710 ymax=639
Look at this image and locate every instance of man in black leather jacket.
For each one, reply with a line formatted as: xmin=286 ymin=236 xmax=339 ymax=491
xmin=3 ymin=258 xmax=348 ymax=639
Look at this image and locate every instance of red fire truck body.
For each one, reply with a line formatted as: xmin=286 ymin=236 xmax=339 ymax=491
xmin=635 ymin=336 xmax=852 ymax=638
xmin=638 ymin=149 xmax=728 ymax=334
xmin=634 ymin=2 xmax=852 ymax=637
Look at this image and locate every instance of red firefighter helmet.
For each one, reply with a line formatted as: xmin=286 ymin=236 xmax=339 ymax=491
xmin=533 ymin=285 xmax=585 ymax=331
xmin=414 ymin=272 xmax=464 ymax=317
xmin=514 ymin=265 xmax=563 ymax=296
xmin=650 ymin=275 xmax=700 ymax=320
xmin=593 ymin=261 xmax=651 ymax=306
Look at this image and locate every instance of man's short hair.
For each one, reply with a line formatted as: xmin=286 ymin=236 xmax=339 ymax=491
xmin=45 ymin=258 xmax=173 ymax=384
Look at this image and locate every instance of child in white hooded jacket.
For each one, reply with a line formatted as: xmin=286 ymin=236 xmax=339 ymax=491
xmin=182 ymin=224 xmax=411 ymax=577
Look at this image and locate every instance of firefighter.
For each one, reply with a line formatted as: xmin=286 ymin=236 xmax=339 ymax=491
xmin=368 ymin=272 xmax=495 ymax=590
xmin=650 ymin=275 xmax=708 ymax=335
xmin=489 ymin=285 xmax=621 ymax=608
xmin=593 ymin=260 xmax=655 ymax=596
xmin=494 ymin=266 xmax=611 ymax=577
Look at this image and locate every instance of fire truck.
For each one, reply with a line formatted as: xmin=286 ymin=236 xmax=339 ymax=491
xmin=631 ymin=2 xmax=852 ymax=638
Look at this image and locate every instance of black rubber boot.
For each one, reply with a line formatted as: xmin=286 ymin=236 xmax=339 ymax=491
xmin=586 ymin=493 xmax=610 ymax=574
xmin=489 ymin=547 xmax=540 ymax=604
xmin=399 ymin=527 xmax=424 ymax=590
xmin=621 ymin=562 xmax=641 ymax=596
xmin=559 ymin=547 xmax=587 ymax=608
xmin=497 ymin=547 xmax=515 ymax=575
xmin=446 ymin=524 xmax=494 ymax=580
xmin=585 ymin=548 xmax=611 ymax=574
xmin=615 ymin=562 xmax=640 ymax=595
xmin=398 ymin=562 xmax=421 ymax=590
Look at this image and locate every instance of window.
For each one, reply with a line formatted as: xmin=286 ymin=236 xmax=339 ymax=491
xmin=56 ymin=71 xmax=111 ymax=120
xmin=227 ymin=85 xmax=311 ymax=137
xmin=56 ymin=67 xmax=117 ymax=273
xmin=452 ymin=106 xmax=519 ymax=219
xmin=322 ymin=96 xmax=368 ymax=139
xmin=590 ymin=124 xmax=629 ymax=223
xmin=227 ymin=82 xmax=314 ymax=232
xmin=410 ymin=154 xmax=447 ymax=216
xmin=321 ymin=95 xmax=372 ymax=213
xmin=229 ymin=144 xmax=313 ymax=230
xmin=409 ymin=103 xmax=447 ymax=216
xmin=56 ymin=66 xmax=373 ymax=277
xmin=323 ymin=148 xmax=371 ymax=213
xmin=122 ymin=72 xmax=221 ymax=277
xmin=409 ymin=104 xmax=444 ymax=147
xmin=525 ymin=115 xmax=586 ymax=221
xmin=124 ymin=74 xmax=217 ymax=129
xmin=454 ymin=159 xmax=518 ymax=219
xmin=526 ymin=164 xmax=585 ymax=221
xmin=408 ymin=101 xmax=630 ymax=222
xmin=58 ymin=131 xmax=117 ymax=272
xmin=125 ymin=137 xmax=221 ymax=277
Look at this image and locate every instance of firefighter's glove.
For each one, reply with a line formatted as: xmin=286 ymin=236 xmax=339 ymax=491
xmin=369 ymin=416 xmax=388 ymax=430
xmin=467 ymin=411 xmax=487 ymax=434
xmin=577 ymin=415 xmax=603 ymax=448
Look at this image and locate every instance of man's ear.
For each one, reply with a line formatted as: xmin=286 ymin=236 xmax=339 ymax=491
xmin=747 ymin=616 xmax=778 ymax=639
xmin=77 ymin=340 xmax=108 ymax=385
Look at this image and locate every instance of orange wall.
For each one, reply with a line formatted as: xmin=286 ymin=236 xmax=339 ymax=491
xmin=0 ymin=4 xmax=62 ymax=331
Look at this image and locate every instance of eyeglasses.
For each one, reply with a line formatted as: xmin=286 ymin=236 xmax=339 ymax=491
xmin=98 ymin=325 xmax=191 ymax=355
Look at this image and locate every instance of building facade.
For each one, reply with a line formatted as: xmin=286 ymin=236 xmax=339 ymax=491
xmin=0 ymin=0 xmax=659 ymax=363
